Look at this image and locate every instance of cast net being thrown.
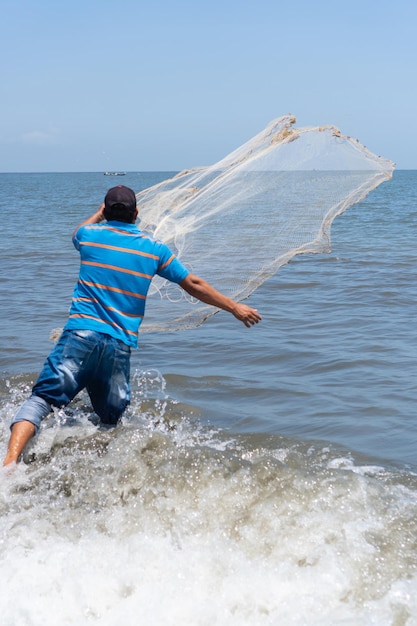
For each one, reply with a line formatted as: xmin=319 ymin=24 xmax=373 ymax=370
xmin=137 ymin=114 xmax=394 ymax=332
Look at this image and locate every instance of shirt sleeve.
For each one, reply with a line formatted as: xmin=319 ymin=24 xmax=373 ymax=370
xmin=157 ymin=242 xmax=189 ymax=283
xmin=72 ymin=225 xmax=85 ymax=251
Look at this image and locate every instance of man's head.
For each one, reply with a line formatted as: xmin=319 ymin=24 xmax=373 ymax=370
xmin=104 ymin=185 xmax=137 ymax=223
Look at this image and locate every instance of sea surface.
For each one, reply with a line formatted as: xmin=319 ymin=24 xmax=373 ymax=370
xmin=0 ymin=170 xmax=417 ymax=625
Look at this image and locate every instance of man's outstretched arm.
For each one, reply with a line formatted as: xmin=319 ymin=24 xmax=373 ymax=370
xmin=179 ymin=273 xmax=262 ymax=328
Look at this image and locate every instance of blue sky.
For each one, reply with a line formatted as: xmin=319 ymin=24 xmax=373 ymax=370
xmin=1 ymin=0 xmax=415 ymax=172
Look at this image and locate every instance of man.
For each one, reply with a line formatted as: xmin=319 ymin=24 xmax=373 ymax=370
xmin=3 ymin=185 xmax=261 ymax=466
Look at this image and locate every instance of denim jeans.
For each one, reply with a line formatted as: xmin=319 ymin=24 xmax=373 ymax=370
xmin=12 ymin=329 xmax=131 ymax=432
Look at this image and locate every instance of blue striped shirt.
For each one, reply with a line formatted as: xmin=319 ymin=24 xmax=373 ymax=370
xmin=64 ymin=221 xmax=189 ymax=347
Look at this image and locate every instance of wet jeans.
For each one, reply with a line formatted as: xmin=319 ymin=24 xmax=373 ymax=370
xmin=12 ymin=329 xmax=131 ymax=432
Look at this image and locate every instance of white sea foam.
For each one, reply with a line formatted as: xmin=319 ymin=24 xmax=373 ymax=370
xmin=1 ymin=373 xmax=417 ymax=625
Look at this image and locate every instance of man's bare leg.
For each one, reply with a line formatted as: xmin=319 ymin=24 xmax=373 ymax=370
xmin=3 ymin=421 xmax=36 ymax=466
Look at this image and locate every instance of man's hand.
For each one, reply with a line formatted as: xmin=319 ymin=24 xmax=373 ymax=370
xmin=230 ymin=302 xmax=262 ymax=327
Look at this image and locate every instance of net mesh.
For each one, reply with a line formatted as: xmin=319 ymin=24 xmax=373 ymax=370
xmin=136 ymin=114 xmax=394 ymax=333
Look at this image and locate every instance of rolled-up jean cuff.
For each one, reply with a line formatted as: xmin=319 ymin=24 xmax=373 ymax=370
xmin=11 ymin=395 xmax=52 ymax=433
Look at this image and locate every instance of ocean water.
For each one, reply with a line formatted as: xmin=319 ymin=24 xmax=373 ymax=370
xmin=0 ymin=170 xmax=417 ymax=625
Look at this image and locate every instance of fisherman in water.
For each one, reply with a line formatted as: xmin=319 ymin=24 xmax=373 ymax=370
xmin=3 ymin=186 xmax=262 ymax=466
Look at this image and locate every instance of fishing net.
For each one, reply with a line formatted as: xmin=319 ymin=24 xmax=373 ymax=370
xmin=137 ymin=114 xmax=394 ymax=333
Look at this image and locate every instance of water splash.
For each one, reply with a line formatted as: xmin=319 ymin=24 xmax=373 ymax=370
xmin=1 ymin=368 xmax=416 ymax=625
xmin=1 ymin=418 xmax=416 ymax=623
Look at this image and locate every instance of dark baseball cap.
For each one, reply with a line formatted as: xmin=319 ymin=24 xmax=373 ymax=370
xmin=104 ymin=185 xmax=137 ymax=212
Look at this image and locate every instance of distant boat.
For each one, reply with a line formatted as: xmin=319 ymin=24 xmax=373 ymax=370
xmin=104 ymin=171 xmax=126 ymax=176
